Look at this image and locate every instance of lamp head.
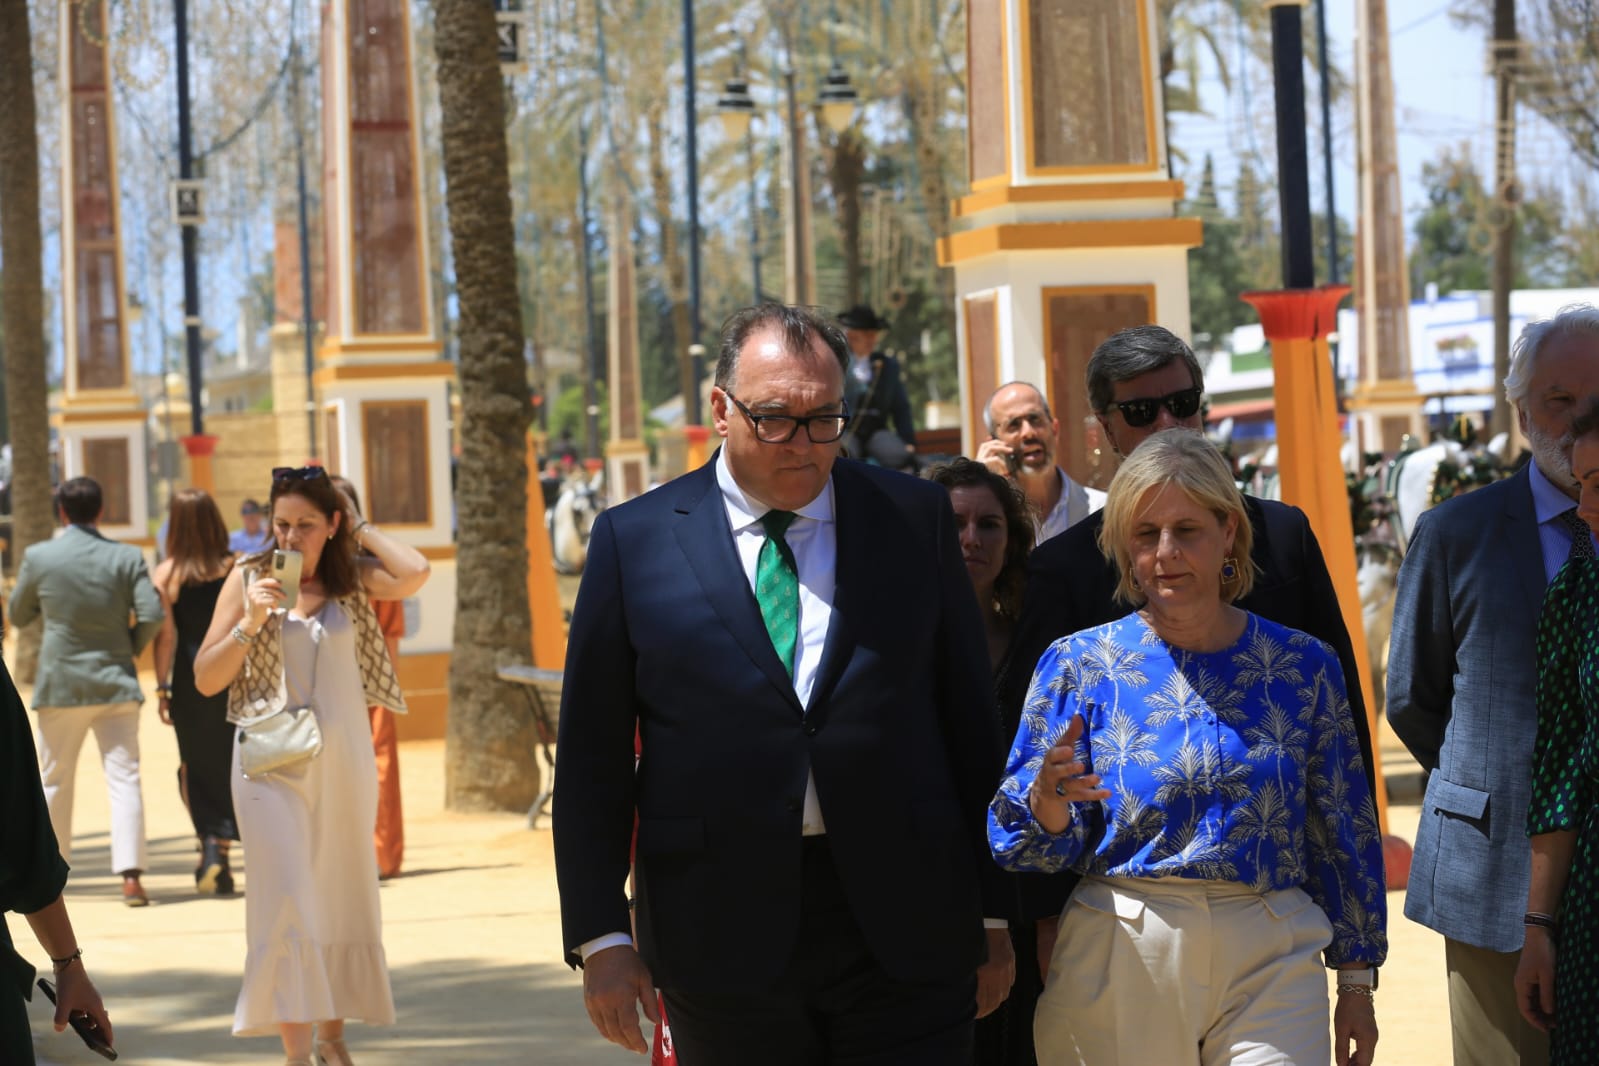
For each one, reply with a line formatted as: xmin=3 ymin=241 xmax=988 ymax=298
xmin=718 ymin=75 xmax=756 ymax=141
xmin=818 ymin=62 xmax=858 ymax=134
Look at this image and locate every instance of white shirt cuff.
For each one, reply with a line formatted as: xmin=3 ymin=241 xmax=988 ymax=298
xmin=983 ymin=918 xmax=1009 ymax=930
xmin=578 ymin=933 xmax=634 ymax=962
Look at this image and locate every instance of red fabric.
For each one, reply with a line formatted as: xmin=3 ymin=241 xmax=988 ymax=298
xmin=651 ymin=995 xmax=676 ymax=1065
xmin=369 ymin=703 xmax=404 ymax=877
xmin=372 ymin=597 xmax=405 ymax=640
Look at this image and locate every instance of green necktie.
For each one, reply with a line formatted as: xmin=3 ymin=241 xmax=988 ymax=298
xmin=1560 ymin=508 xmax=1596 ymax=563
xmin=756 ymin=510 xmax=800 ymax=676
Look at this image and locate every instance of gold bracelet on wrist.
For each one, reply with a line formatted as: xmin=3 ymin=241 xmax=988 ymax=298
xmin=1335 ymin=985 xmax=1375 ymax=999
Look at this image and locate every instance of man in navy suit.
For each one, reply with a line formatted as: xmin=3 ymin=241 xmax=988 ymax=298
xmin=997 ymin=324 xmax=1375 ymax=967
xmin=1388 ymin=308 xmax=1599 ymax=1065
xmin=554 ymin=303 xmax=1014 ymax=1064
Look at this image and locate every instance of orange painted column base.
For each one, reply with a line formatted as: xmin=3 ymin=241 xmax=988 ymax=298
xmin=180 ymin=434 xmax=220 ymax=495
xmin=526 ymin=434 xmax=568 ymax=670
xmin=1242 ymin=285 xmax=1391 ymax=839
xmin=684 ymin=425 xmax=711 ymax=472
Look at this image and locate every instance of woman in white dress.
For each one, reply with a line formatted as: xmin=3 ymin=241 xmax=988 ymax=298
xmin=194 ymin=467 xmax=429 ymax=1066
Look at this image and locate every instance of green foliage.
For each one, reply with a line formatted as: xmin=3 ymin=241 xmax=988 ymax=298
xmin=551 ymin=378 xmax=609 ymax=448
xmin=1185 ymin=156 xmax=1251 ymax=345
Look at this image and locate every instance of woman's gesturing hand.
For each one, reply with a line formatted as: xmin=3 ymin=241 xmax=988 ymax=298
xmin=1333 ymin=989 xmax=1378 ymax=1066
xmin=1028 ymin=714 xmax=1111 ymax=833
xmin=1514 ymin=927 xmax=1557 ymax=1031
xmin=242 ymin=575 xmax=284 ymax=631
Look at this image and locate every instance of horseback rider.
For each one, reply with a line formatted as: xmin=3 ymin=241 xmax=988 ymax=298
xmin=836 ymin=304 xmax=918 ymax=470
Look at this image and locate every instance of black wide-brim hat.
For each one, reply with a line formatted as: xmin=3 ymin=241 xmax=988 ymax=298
xmin=837 ymin=304 xmax=890 ymax=331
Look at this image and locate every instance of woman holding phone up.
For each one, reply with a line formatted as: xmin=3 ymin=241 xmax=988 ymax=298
xmin=194 ymin=467 xmax=429 ymax=1066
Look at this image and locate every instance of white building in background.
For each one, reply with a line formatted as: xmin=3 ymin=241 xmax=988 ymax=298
xmin=1202 ymin=286 xmax=1599 ymax=446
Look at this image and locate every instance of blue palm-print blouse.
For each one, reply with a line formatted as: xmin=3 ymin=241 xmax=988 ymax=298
xmin=989 ymin=611 xmax=1388 ymax=967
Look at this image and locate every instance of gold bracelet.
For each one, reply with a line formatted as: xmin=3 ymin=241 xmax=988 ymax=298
xmin=1335 ymin=985 xmax=1375 ymax=999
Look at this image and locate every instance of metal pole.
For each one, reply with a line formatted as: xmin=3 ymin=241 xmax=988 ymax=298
xmin=290 ymin=28 xmax=318 ymax=461
xmin=748 ymin=129 xmax=762 ymax=302
xmin=1316 ymin=0 xmax=1339 ymax=284
xmin=173 ymin=0 xmax=204 ymax=436
xmin=1268 ymin=1 xmax=1315 ymax=290
xmin=682 ymin=0 xmax=703 ymax=422
xmin=783 ymin=65 xmax=808 ymax=304
xmin=1490 ymin=0 xmax=1518 ymax=439
xmin=578 ymin=118 xmax=601 ymax=459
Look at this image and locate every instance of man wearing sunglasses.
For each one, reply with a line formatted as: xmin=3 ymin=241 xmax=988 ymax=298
xmin=976 ymin=382 xmax=1105 ymax=543
xmin=555 ymin=303 xmax=1014 ymax=1064
xmin=994 ymin=324 xmax=1375 ymax=974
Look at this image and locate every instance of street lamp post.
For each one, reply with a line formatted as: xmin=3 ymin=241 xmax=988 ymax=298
xmin=718 ymin=55 xmax=857 ymax=309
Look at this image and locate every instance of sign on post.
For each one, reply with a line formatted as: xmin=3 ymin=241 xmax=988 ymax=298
xmin=170 ymin=180 xmax=204 ymax=226
xmin=493 ymin=0 xmax=527 ymax=74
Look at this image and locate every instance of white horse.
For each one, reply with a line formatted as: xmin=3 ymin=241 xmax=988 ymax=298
xmin=1385 ymin=440 xmax=1465 ymax=552
xmin=548 ymin=468 xmax=605 ymax=575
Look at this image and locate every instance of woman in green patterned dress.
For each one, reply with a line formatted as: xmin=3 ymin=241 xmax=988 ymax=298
xmin=1516 ymin=399 xmax=1599 ymax=1064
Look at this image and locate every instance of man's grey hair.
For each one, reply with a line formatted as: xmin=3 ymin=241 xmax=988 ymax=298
xmin=1505 ymin=304 xmax=1599 ymax=408
xmin=983 ymin=382 xmax=1052 ymax=435
xmin=714 ymin=303 xmax=849 ymax=393
xmin=1085 ymin=325 xmax=1204 ymax=413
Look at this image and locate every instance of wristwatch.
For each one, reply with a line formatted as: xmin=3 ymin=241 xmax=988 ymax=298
xmin=1336 ymin=967 xmax=1378 ymax=989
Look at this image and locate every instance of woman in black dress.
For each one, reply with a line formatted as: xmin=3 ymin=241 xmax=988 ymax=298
xmin=151 ymin=488 xmax=239 ymax=894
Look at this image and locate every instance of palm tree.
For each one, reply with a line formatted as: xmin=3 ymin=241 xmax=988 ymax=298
xmin=433 ymin=0 xmax=538 ymax=810
xmin=0 ymin=0 xmax=55 ymax=683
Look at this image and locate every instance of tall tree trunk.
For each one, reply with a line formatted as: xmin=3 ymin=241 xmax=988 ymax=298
xmin=1489 ymin=0 xmax=1517 ymax=440
xmin=645 ymin=102 xmax=694 ymax=415
xmin=433 ymin=0 xmax=538 ymax=811
xmin=816 ymin=120 xmax=868 ymax=306
xmin=0 ymin=0 xmax=54 ymax=683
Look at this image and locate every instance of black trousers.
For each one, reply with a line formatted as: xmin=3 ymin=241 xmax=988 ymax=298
xmin=662 ymin=837 xmax=977 ymax=1066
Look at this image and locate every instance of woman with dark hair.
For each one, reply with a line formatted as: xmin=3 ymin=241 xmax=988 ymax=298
xmin=193 ymin=466 xmax=430 ymax=1066
xmin=929 ymin=457 xmax=1034 ymax=670
xmin=930 ymin=457 xmax=1036 ymax=1066
xmin=151 ymin=488 xmax=240 ymax=894
xmin=329 ymin=475 xmax=406 ymax=881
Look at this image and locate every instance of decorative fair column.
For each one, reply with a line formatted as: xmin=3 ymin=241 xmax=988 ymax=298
xmin=55 ymin=0 xmax=150 ymax=546
xmin=606 ymin=204 xmax=651 ymax=502
xmin=319 ymin=0 xmax=453 ymax=735
xmin=938 ymin=0 xmax=1200 ymax=490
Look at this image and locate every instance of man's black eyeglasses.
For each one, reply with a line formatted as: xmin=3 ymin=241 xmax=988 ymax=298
xmin=272 ymin=465 xmax=329 ymax=483
xmin=1109 ymin=387 xmax=1203 ymax=429
xmin=726 ymin=393 xmax=850 ymax=444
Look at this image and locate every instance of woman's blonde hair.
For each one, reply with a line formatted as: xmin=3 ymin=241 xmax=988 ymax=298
xmin=1096 ymin=429 xmax=1256 ymax=606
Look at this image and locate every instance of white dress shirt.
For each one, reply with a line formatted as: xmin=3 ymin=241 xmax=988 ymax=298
xmin=1035 ymin=467 xmax=1106 ymax=544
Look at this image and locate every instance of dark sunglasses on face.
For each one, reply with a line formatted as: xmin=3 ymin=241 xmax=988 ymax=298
xmin=1109 ymin=387 xmax=1203 ymax=429
xmin=726 ymin=392 xmax=850 ymax=444
xmin=272 ymin=465 xmax=328 ymax=483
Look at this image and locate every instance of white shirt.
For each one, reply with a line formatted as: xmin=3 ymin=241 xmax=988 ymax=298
xmin=1035 ymin=467 xmax=1106 ymax=543
xmin=578 ymin=454 xmax=839 ymax=963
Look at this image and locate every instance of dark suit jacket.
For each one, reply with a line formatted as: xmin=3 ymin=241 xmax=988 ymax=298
xmin=1386 ymin=468 xmax=1543 ymax=951
xmin=997 ymin=495 xmax=1375 ymax=921
xmin=553 ymin=457 xmax=1009 ymax=994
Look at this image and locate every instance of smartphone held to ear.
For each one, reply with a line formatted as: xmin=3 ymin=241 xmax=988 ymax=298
xmin=36 ymin=978 xmax=117 ymax=1060
xmin=271 ymin=550 xmax=303 ymax=611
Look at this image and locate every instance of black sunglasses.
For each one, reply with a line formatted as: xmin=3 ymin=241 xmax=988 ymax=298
xmin=1109 ymin=387 xmax=1203 ymax=429
xmin=272 ymin=465 xmax=329 ymax=483
xmin=725 ymin=392 xmax=850 ymax=444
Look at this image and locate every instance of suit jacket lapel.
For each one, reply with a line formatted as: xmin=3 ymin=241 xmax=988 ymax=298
xmin=672 ymin=462 xmax=805 ymax=714
xmin=1500 ymin=467 xmax=1548 ymax=624
xmin=807 ymin=465 xmax=866 ymax=713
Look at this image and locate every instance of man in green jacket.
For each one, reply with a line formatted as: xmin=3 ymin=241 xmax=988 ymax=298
xmin=9 ymin=477 xmax=163 ymax=906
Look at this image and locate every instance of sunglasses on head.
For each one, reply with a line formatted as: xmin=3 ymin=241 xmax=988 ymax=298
xmin=1109 ymin=387 xmax=1203 ymax=429
xmin=272 ymin=465 xmax=328 ymax=483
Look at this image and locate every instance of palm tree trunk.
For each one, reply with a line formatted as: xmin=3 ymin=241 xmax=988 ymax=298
xmin=433 ymin=0 xmax=539 ymax=810
xmin=0 ymin=0 xmax=55 ymax=683
xmin=646 ymin=101 xmax=695 ymax=415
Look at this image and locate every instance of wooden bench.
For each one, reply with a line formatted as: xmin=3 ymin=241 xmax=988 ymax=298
xmin=495 ymin=663 xmax=563 ymax=828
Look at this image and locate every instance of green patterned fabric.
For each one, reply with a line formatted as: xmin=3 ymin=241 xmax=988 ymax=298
xmin=1529 ymin=552 xmax=1599 ymax=1065
xmin=756 ymin=511 xmax=800 ymax=677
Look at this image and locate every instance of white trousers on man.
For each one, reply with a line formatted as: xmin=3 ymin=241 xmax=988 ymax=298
xmin=1035 ymin=875 xmax=1334 ymax=1066
xmin=36 ymin=700 xmax=147 ymax=874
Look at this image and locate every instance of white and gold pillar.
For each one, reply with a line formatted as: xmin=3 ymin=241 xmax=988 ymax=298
xmin=939 ymin=0 xmax=1201 ymax=489
xmin=319 ymin=0 xmax=453 ymax=733
xmin=55 ymin=1 xmax=150 ymax=546
xmin=606 ymin=204 xmax=651 ymax=502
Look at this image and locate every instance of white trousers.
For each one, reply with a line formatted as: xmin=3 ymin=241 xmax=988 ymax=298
xmin=36 ymin=700 xmax=147 ymax=874
xmin=1035 ymin=876 xmax=1334 ymax=1066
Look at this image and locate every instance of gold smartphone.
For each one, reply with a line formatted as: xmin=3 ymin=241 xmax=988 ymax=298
xmin=272 ymin=549 xmax=303 ymax=612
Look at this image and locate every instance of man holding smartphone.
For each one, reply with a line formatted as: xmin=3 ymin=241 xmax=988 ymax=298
xmin=974 ymin=381 xmax=1104 ymax=544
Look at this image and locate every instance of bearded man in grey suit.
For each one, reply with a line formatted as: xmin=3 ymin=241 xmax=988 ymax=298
xmin=9 ymin=477 xmax=164 ymax=906
xmin=1389 ymin=306 xmax=1599 ymax=1065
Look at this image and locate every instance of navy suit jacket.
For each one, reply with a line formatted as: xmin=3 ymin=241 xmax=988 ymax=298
xmin=1387 ymin=467 xmax=1544 ymax=951
xmin=997 ymin=495 xmax=1375 ymax=921
xmin=553 ymin=457 xmax=1009 ymax=994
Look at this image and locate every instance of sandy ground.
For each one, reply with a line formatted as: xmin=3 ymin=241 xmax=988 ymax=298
xmin=14 ymin=662 xmax=1453 ymax=1065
